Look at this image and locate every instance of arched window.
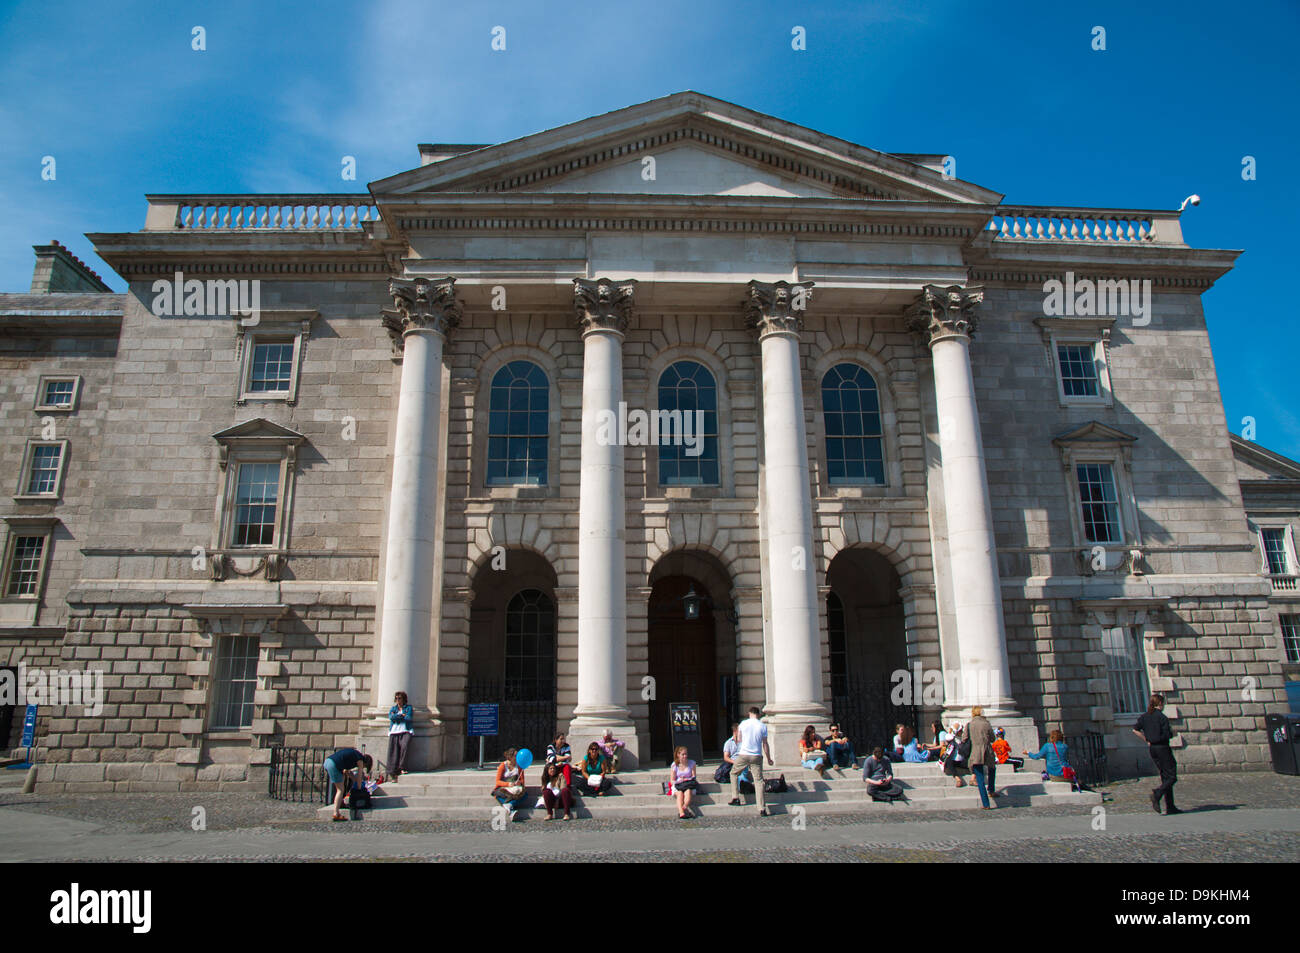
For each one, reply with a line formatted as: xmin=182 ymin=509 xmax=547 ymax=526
xmin=822 ymin=364 xmax=885 ymax=486
xmin=827 ymin=591 xmax=848 ymax=698
xmin=504 ymin=589 xmax=555 ymax=698
xmin=486 ymin=361 xmax=548 ymax=486
xmin=657 ymin=360 xmax=719 ymax=486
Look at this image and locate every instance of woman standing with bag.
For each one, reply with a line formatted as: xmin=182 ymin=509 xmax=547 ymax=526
xmin=967 ymin=706 xmax=997 ymax=809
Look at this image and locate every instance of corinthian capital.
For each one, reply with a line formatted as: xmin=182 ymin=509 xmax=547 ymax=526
xmin=904 ymin=284 xmax=984 ymax=344
xmin=744 ymin=280 xmax=814 ymax=336
xmin=382 ymin=276 xmax=462 ymax=349
xmin=574 ymin=277 xmax=637 ymax=334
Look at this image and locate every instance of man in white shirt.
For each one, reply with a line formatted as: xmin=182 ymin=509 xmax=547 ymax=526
xmin=728 ymin=706 xmax=774 ymax=816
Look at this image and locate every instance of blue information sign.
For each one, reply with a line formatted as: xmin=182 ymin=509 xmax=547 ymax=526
xmin=467 ymin=703 xmax=499 ymax=737
xmin=20 ymin=705 xmax=37 ymax=747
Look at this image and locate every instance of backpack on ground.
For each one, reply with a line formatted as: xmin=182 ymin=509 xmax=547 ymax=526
xmin=762 ymin=774 xmax=787 ymax=794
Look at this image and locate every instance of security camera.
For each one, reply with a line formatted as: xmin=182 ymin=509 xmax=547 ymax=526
xmin=1179 ymin=194 xmax=1201 ymax=212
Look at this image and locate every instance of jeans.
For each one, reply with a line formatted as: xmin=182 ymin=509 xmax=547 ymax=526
xmin=972 ymin=763 xmax=991 ymax=808
xmin=802 ymin=757 xmax=827 ymax=770
xmin=493 ymin=787 xmax=528 ymax=811
xmin=826 ymin=741 xmax=855 ymax=768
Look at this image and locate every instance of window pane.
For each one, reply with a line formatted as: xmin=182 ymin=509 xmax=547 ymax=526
xmin=487 ymin=362 xmax=549 ymax=486
xmin=1077 ymin=463 xmax=1121 ymax=543
xmin=26 ymin=444 xmax=62 ymax=495
xmin=233 ymin=462 xmax=279 ymax=546
xmin=1058 ymin=344 xmax=1100 ymax=397
xmin=1262 ymin=529 xmax=1290 ymax=575
xmin=657 ymin=361 xmax=719 ymax=487
xmin=504 ymin=589 xmax=555 ymax=697
xmin=1102 ymin=624 xmax=1149 ymax=716
xmin=211 ymin=636 xmax=260 ymax=729
xmin=5 ymin=536 xmax=45 ymax=596
xmin=1281 ymin=615 xmax=1300 ymax=664
xmin=248 ymin=341 xmax=295 ymax=393
xmin=43 ymin=380 xmax=75 ymax=407
xmin=822 ymin=364 xmax=884 ymax=486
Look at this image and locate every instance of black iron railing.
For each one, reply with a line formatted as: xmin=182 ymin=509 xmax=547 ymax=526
xmin=268 ymin=745 xmax=334 ymax=803
xmin=831 ymin=674 xmax=919 ymax=755
xmin=1064 ymin=730 xmax=1109 ymax=789
xmin=463 ymin=678 xmax=557 ymax=763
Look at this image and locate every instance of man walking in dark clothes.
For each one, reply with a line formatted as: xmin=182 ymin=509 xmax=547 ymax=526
xmin=1132 ymin=693 xmax=1182 ymax=815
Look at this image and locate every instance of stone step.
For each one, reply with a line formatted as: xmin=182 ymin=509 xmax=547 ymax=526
xmin=315 ymin=764 xmax=1096 ymax=819
xmin=317 ymin=788 xmax=1094 ymax=821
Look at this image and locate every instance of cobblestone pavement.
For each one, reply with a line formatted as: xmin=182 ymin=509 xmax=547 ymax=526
xmin=1 ymin=771 xmax=1296 ymax=862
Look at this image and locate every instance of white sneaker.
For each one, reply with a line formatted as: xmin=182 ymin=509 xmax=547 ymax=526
xmin=535 ymin=797 xmax=546 ymax=809
xmin=509 ymin=808 xmax=518 ymax=822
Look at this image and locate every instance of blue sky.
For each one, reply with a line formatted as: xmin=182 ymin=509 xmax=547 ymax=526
xmin=2 ymin=0 xmax=1297 ymax=458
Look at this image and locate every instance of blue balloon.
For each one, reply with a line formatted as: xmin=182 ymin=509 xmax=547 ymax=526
xmin=516 ymin=748 xmax=533 ymax=770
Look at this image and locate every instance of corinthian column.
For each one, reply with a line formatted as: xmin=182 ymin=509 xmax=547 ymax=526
xmin=567 ymin=277 xmax=642 ymax=767
xmin=906 ymin=284 xmax=1023 ymax=727
xmin=747 ymin=279 xmax=828 ymax=763
xmin=364 ymin=276 xmax=460 ymax=770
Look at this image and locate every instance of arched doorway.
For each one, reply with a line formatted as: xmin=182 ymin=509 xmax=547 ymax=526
xmin=465 ymin=549 xmax=558 ymax=762
xmin=826 ymin=548 xmax=914 ymax=750
xmin=646 ymin=551 xmax=737 ymax=762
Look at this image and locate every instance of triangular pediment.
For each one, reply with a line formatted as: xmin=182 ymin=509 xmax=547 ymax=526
xmin=1052 ymin=421 xmax=1139 ymax=446
xmin=213 ymin=418 xmax=306 ymax=444
xmin=1231 ymin=433 xmax=1300 ymax=480
xmin=371 ymin=91 xmax=1002 ymax=205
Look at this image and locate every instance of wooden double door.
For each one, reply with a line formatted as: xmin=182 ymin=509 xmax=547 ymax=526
xmin=647 ymin=575 xmax=721 ymax=762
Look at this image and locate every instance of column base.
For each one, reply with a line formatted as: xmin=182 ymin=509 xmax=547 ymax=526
xmin=566 ymin=711 xmax=642 ymax=771
xmin=763 ymin=704 xmax=831 ymax=768
xmin=941 ymin=709 xmax=1038 ymax=758
xmin=358 ymin=709 xmax=447 ymax=774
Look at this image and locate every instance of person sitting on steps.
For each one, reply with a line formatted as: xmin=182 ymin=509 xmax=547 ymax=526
xmin=1023 ymin=729 xmax=1071 ymax=783
xmin=669 ymin=745 xmax=699 ymax=819
xmin=576 ymin=741 xmax=612 ymax=797
xmin=799 ymin=724 xmax=830 ymax=777
xmin=942 ymin=722 xmax=972 ymax=787
xmin=862 ymin=746 xmax=906 ymax=802
xmin=539 ymin=761 xmax=574 ymax=821
xmin=825 ymin=722 xmax=856 ymax=771
xmin=492 ymin=747 xmax=529 ymax=821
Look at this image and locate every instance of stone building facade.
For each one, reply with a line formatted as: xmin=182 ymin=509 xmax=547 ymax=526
xmin=0 ymin=92 xmax=1290 ymax=791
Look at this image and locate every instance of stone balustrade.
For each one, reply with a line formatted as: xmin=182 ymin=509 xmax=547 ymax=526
xmin=987 ymin=206 xmax=1184 ymax=245
xmin=144 ymin=195 xmax=379 ymax=231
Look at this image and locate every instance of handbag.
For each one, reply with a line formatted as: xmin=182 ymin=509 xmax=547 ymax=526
xmin=713 ymin=762 xmax=731 ymax=784
xmin=763 ymin=774 xmax=788 ymax=794
xmin=674 ymin=779 xmax=699 ymax=792
xmin=1051 ymin=742 xmax=1077 ymax=784
xmin=956 ymin=739 xmax=971 ymax=762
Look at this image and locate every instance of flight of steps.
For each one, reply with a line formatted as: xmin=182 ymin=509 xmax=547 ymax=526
xmin=315 ymin=760 xmax=1101 ymax=821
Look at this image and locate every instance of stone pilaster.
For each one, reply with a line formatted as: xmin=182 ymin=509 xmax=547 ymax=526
xmin=363 ymin=276 xmax=461 ymax=770
xmin=567 ymin=278 xmax=642 ymax=765
xmin=746 ymin=279 xmax=828 ymax=764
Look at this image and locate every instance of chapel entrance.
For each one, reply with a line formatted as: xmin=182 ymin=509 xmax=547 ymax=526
xmin=826 ymin=547 xmax=916 ymax=751
xmin=645 ymin=549 xmax=737 ymax=763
